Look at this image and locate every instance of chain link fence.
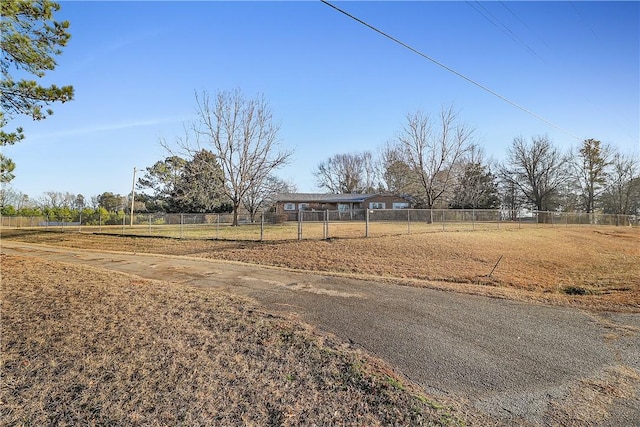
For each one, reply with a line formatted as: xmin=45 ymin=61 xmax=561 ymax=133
xmin=1 ymin=209 xmax=637 ymax=241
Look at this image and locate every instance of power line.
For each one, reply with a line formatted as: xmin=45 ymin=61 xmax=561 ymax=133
xmin=499 ymin=1 xmax=551 ymax=51
xmin=570 ymin=1 xmax=598 ymax=38
xmin=320 ymin=0 xmax=580 ymax=141
xmin=466 ymin=1 xmax=542 ymax=61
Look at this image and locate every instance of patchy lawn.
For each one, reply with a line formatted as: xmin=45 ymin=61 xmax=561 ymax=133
xmin=2 ymin=254 xmax=489 ymax=426
xmin=3 ymin=227 xmax=639 ymax=311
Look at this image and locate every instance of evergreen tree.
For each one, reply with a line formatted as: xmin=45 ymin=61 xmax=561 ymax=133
xmin=173 ymin=150 xmax=228 ymax=213
xmin=449 ymin=162 xmax=499 ymax=209
xmin=1 ymin=0 xmax=74 ymax=179
xmin=137 ymin=156 xmax=187 ymax=212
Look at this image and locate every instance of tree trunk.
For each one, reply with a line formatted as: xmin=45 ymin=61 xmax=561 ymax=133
xmin=232 ymin=202 xmax=240 ymax=226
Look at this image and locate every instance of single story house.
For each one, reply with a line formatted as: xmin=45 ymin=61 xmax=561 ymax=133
xmin=274 ymin=193 xmax=412 ymax=214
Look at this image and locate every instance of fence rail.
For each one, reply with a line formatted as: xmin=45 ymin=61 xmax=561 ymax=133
xmin=1 ymin=209 xmax=637 ymax=241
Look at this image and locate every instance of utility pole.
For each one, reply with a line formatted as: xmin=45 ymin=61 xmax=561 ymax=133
xmin=130 ymin=167 xmax=137 ymax=227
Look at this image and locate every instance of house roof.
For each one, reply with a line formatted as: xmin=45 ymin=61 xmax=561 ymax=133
xmin=275 ymin=193 xmax=379 ymax=204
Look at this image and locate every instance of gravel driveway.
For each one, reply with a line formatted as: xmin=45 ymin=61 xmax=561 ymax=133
xmin=3 ymin=241 xmax=638 ymax=426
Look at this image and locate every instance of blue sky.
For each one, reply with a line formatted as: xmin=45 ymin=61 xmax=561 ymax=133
xmin=5 ymin=1 xmax=639 ymax=199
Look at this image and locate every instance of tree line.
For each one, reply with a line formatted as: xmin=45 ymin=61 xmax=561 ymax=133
xmin=2 ymin=1 xmax=295 ymax=228
xmin=0 ymin=189 xmax=132 ymax=224
xmin=2 ymin=104 xmax=638 ymax=222
xmin=2 ymin=1 xmax=638 ymax=223
xmin=1 ymin=85 xmax=297 ymax=226
xmin=134 ymin=148 xmax=296 ymax=221
xmin=313 ymin=107 xmax=639 ymax=217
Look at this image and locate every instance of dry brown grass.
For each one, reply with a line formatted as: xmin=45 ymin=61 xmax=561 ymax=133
xmin=3 ymin=227 xmax=639 ymax=311
xmin=546 ymin=365 xmax=640 ymax=425
xmin=1 ymin=253 xmax=489 ymax=426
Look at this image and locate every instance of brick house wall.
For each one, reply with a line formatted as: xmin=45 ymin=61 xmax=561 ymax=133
xmin=275 ymin=194 xmax=412 ymax=214
xmin=363 ymin=195 xmax=411 ymax=209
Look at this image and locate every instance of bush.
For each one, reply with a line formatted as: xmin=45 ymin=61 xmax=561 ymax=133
xmin=562 ymin=285 xmax=589 ymax=296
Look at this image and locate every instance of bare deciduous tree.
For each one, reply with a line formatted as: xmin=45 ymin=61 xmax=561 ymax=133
xmin=499 ymin=135 xmax=568 ymax=218
xmin=314 ymin=151 xmax=378 ymax=194
xmin=601 ymin=151 xmax=640 ymax=216
xmin=242 ymin=175 xmax=297 ymax=222
xmin=38 ymin=191 xmax=76 ymax=210
xmin=393 ymin=106 xmax=474 ymax=209
xmin=0 ymin=185 xmax=28 ymax=210
xmin=185 ymin=89 xmax=292 ymax=226
xmin=499 ymin=175 xmax=527 ymax=219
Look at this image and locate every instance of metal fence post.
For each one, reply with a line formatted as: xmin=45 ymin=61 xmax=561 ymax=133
xmin=322 ymin=210 xmax=326 ymax=239
xmin=365 ymin=209 xmax=370 ymax=238
xmin=518 ymin=211 xmax=521 ymax=229
xmin=472 ymin=208 xmax=475 ymax=231
xmin=407 ymin=209 xmax=411 ymax=234
xmin=324 ymin=209 xmax=329 ymax=240
xmin=180 ymin=213 xmax=184 ymax=239
xmin=260 ymin=212 xmax=264 ymax=242
xmin=442 ymin=209 xmax=445 ymax=231
xmin=298 ymin=210 xmax=302 ymax=241
xmin=216 ymin=214 xmax=220 ymax=240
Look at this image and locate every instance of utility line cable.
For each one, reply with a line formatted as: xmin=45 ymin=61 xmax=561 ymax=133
xmin=570 ymin=1 xmax=598 ymax=38
xmin=499 ymin=1 xmax=551 ymax=50
xmin=467 ymin=1 xmax=542 ymax=61
xmin=320 ymin=0 xmax=580 ymax=140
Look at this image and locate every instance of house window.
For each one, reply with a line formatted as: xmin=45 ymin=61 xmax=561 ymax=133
xmin=337 ymin=203 xmax=350 ymax=212
xmin=393 ymin=202 xmax=409 ymax=209
xmin=299 ymin=203 xmax=310 ymax=210
xmin=284 ymin=203 xmax=296 ymax=211
xmin=369 ymin=202 xmax=386 ymax=209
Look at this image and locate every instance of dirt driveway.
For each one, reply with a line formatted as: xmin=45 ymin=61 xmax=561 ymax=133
xmin=3 ymin=240 xmax=639 ymax=426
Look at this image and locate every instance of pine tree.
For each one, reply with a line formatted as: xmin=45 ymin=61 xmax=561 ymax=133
xmin=1 ymin=0 xmax=74 ymax=179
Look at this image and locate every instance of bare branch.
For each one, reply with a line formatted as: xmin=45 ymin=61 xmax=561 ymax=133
xmin=183 ymin=89 xmax=293 ymax=225
xmin=392 ymin=106 xmax=473 ymax=208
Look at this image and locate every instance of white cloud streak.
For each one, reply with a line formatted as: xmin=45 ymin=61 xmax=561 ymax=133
xmin=27 ymin=115 xmax=192 ymax=141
